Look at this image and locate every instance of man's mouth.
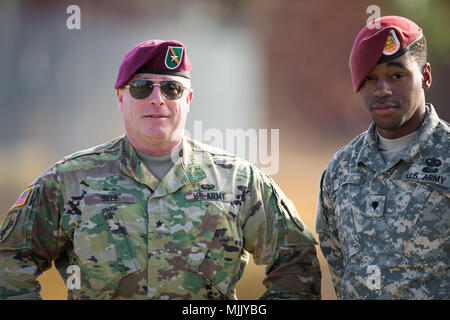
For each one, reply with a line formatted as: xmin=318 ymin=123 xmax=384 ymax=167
xmin=143 ymin=115 xmax=169 ymax=119
xmin=371 ymin=103 xmax=398 ymax=115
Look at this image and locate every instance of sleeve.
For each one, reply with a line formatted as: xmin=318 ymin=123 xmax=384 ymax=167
xmin=0 ymin=169 xmax=67 ymax=299
xmin=314 ymin=170 xmax=344 ymax=298
xmin=240 ymin=166 xmax=321 ymax=300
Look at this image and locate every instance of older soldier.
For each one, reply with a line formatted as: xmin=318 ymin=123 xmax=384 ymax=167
xmin=0 ymin=40 xmax=321 ymax=300
xmin=315 ymin=16 xmax=449 ymax=299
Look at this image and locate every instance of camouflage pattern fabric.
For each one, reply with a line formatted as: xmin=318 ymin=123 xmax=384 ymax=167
xmin=315 ymin=104 xmax=449 ymax=299
xmin=0 ymin=136 xmax=321 ymax=300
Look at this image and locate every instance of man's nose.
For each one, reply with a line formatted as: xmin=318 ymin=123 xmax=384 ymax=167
xmin=148 ymin=85 xmax=164 ymax=106
xmin=374 ymin=79 xmax=392 ymax=98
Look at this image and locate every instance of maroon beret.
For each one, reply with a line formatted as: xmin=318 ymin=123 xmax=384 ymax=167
xmin=349 ymin=16 xmax=423 ymax=92
xmin=114 ymin=39 xmax=191 ymax=89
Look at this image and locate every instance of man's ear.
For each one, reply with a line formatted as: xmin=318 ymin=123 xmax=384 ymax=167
xmin=422 ymin=63 xmax=432 ymax=90
xmin=117 ymin=88 xmax=124 ymax=112
xmin=186 ymin=89 xmax=193 ymax=113
xmin=187 ymin=89 xmax=193 ymax=104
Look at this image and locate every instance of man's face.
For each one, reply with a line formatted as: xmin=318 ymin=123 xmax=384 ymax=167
xmin=358 ymin=53 xmax=431 ymax=139
xmin=117 ymin=73 xmax=193 ymax=154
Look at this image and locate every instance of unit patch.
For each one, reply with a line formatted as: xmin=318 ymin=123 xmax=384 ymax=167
xmin=165 ymin=46 xmax=183 ymax=69
xmin=0 ymin=213 xmax=18 ymax=243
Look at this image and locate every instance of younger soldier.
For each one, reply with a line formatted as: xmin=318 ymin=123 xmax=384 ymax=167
xmin=0 ymin=40 xmax=321 ymax=300
xmin=315 ymin=16 xmax=449 ymax=299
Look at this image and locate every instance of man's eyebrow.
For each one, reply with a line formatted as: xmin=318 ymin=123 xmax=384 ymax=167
xmin=385 ymin=61 xmax=406 ymax=69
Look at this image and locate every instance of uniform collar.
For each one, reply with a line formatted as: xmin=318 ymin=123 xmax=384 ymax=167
xmin=357 ymin=103 xmax=440 ymax=174
xmin=120 ymin=135 xmax=206 ymax=195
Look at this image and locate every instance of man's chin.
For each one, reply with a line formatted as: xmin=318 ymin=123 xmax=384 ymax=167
xmin=372 ymin=117 xmax=403 ymax=131
xmin=141 ymin=127 xmax=169 ymax=139
xmin=140 ymin=130 xmax=184 ymax=145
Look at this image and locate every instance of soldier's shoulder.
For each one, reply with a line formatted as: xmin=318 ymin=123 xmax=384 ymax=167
xmin=32 ymin=136 xmax=124 ymax=184
xmin=436 ymin=118 xmax=450 ymax=136
xmin=190 ymin=138 xmax=261 ymax=166
xmin=325 ymin=131 xmax=367 ymax=173
xmin=188 ymin=138 xmax=236 ymax=158
xmin=57 ymin=135 xmax=123 ymax=166
xmin=425 ymin=118 xmax=449 ymax=157
xmin=187 ymin=138 xmax=262 ymax=176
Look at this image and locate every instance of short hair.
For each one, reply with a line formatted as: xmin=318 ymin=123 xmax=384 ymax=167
xmin=408 ymin=35 xmax=427 ymax=68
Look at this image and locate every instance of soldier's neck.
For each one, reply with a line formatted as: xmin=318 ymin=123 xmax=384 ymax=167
xmin=128 ymin=135 xmax=183 ymax=156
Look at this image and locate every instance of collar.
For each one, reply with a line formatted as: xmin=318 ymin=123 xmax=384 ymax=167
xmin=377 ymin=129 xmax=419 ymax=151
xmin=120 ymin=136 xmax=206 ymax=195
xmin=356 ymin=103 xmax=440 ymax=174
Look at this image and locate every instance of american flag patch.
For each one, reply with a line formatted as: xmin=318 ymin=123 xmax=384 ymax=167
xmin=10 ymin=187 xmax=32 ymax=210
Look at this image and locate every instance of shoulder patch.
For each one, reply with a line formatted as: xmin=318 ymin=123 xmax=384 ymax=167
xmin=58 ymin=136 xmax=124 ymax=164
xmin=9 ymin=187 xmax=32 ymax=210
xmin=0 ymin=186 xmax=38 ymax=248
xmin=0 ymin=213 xmax=18 ymax=243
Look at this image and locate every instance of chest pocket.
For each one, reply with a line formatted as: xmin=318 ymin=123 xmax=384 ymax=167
xmin=402 ymin=180 xmax=449 ymax=263
xmin=184 ymin=201 xmax=243 ymax=299
xmin=333 ymin=173 xmax=362 ymax=263
xmin=73 ymin=195 xmax=141 ymax=294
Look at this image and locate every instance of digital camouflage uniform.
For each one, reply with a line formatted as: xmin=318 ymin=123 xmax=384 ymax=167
xmin=315 ymin=104 xmax=449 ymax=299
xmin=0 ymin=136 xmax=321 ymax=300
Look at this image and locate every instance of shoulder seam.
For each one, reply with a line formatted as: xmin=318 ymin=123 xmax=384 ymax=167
xmin=56 ymin=137 xmax=123 ymax=165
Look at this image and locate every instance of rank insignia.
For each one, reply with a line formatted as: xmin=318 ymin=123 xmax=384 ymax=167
xmin=364 ymin=195 xmax=385 ymax=218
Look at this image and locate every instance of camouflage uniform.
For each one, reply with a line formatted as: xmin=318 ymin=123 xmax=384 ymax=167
xmin=315 ymin=104 xmax=449 ymax=299
xmin=0 ymin=136 xmax=321 ymax=300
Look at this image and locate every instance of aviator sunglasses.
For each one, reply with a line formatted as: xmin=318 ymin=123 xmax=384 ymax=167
xmin=125 ymin=79 xmax=189 ymax=100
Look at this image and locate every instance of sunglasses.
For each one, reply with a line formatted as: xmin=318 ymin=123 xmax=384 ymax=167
xmin=125 ymin=79 xmax=189 ymax=100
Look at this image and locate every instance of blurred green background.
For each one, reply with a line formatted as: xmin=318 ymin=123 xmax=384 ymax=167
xmin=0 ymin=0 xmax=448 ymax=300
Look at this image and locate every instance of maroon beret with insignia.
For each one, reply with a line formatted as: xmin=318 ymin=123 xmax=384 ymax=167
xmin=349 ymin=16 xmax=423 ymax=92
xmin=114 ymin=39 xmax=191 ymax=89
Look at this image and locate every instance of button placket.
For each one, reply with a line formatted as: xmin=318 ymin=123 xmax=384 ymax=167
xmin=147 ymin=197 xmax=170 ymax=298
xmin=148 ymin=197 xmax=169 ymax=233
